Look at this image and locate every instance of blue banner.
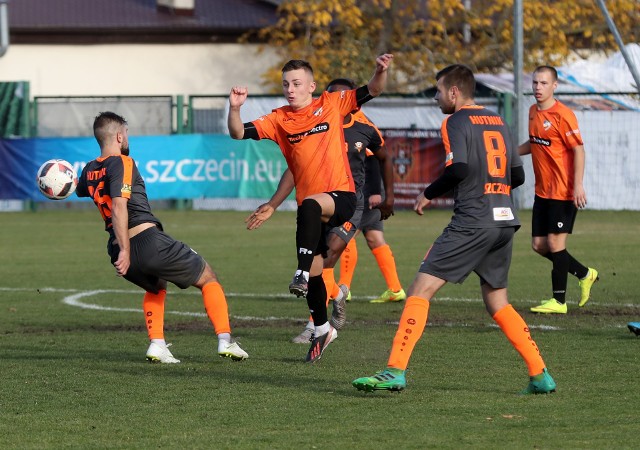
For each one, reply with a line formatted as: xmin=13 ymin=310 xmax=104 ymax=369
xmin=0 ymin=135 xmax=288 ymax=201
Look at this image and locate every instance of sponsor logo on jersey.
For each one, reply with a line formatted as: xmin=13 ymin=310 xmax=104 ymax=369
xmin=121 ymin=183 xmax=132 ymax=194
xmin=493 ymin=207 xmax=514 ymax=221
xmin=445 ymin=152 xmax=453 ymax=163
xmin=530 ymin=135 xmax=551 ymax=146
xmin=286 ymin=122 xmax=330 ymax=144
xmin=566 ymin=129 xmax=580 ymax=137
xmin=354 ymin=142 xmax=364 ymax=152
xmin=557 ymin=222 xmax=564 ymax=229
xmin=543 ymin=119 xmax=552 ymax=130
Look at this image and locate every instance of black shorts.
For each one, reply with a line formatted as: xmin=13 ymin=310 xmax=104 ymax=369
xmin=316 ymin=191 xmax=357 ymax=256
xmin=531 ymin=195 xmax=578 ymax=236
xmin=329 ymin=190 xmax=364 ymax=244
xmin=108 ymin=226 xmax=206 ymax=294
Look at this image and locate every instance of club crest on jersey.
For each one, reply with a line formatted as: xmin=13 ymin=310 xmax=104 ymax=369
xmin=543 ymin=119 xmax=552 ymax=130
xmin=313 ymin=107 xmax=323 ymax=116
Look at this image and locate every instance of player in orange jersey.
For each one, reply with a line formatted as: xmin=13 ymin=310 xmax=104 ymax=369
xmin=518 ymin=66 xmax=599 ymax=314
xmin=229 ymin=55 xmax=394 ymax=362
xmin=243 ymin=78 xmax=395 ymax=344
xmin=76 ymin=112 xmax=248 ymax=363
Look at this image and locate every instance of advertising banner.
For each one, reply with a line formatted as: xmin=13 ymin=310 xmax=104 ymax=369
xmin=382 ymin=129 xmax=451 ymax=209
xmin=0 ymin=135 xmax=287 ymax=201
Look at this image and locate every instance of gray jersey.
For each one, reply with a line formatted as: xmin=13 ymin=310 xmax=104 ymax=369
xmin=442 ymin=106 xmax=521 ymax=228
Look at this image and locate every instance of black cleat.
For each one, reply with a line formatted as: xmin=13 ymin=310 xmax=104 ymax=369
xmin=289 ymin=273 xmax=308 ymax=297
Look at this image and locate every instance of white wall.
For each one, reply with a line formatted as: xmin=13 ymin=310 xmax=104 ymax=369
xmin=0 ymin=43 xmax=277 ymax=96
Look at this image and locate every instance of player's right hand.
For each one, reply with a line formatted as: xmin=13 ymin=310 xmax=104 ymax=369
xmin=229 ymin=86 xmax=248 ymax=107
xmin=245 ymin=203 xmax=275 ymax=230
xmin=413 ymin=192 xmax=431 ymax=216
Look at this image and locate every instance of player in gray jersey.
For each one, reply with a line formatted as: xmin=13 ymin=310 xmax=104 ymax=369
xmin=77 ymin=111 xmax=248 ymax=364
xmin=353 ymin=64 xmax=556 ymax=395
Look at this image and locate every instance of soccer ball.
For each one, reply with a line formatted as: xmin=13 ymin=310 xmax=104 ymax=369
xmin=36 ymin=159 xmax=78 ymax=200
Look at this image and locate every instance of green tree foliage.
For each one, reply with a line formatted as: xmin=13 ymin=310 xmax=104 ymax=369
xmin=252 ymin=0 xmax=639 ymax=93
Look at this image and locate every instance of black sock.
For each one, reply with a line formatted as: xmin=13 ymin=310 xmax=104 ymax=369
xmin=295 ymin=199 xmax=322 ymax=273
xmin=544 ymin=251 xmax=588 ymax=279
xmin=550 ymin=250 xmax=569 ymax=303
xmin=306 ymin=275 xmax=328 ymax=325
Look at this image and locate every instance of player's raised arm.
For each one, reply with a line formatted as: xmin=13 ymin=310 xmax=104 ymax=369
xmin=367 ymin=54 xmax=394 ymax=97
xmin=228 ymin=86 xmax=248 ymax=139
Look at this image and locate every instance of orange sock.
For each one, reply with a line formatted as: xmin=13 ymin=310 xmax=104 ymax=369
xmin=493 ymin=304 xmax=546 ymax=376
xmin=202 ymin=282 xmax=231 ymax=335
xmin=338 ymin=238 xmax=358 ymax=288
xmin=322 ymin=268 xmax=339 ymax=304
xmin=372 ymin=244 xmax=402 ymax=292
xmin=387 ymin=296 xmax=430 ymax=370
xmin=143 ymin=289 xmax=166 ymax=340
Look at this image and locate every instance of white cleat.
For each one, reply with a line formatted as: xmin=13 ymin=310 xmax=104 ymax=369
xmin=146 ymin=342 xmax=181 ymax=364
xmin=218 ymin=340 xmax=249 ymax=361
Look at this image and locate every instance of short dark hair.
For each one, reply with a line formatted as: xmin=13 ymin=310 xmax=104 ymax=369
xmin=281 ymin=60 xmax=314 ymax=77
xmin=435 ymin=64 xmax=476 ymax=99
xmin=93 ymin=111 xmax=127 ymax=148
xmin=533 ymin=65 xmax=558 ymax=81
xmin=326 ymin=78 xmax=357 ymax=91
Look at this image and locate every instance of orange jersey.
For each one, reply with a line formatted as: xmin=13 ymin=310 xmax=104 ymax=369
xmin=528 ymin=100 xmax=583 ymax=200
xmin=252 ymin=90 xmax=357 ymax=204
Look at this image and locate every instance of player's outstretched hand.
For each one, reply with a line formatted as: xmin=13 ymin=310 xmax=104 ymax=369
xmin=229 ymin=86 xmax=248 ymax=108
xmin=375 ymin=199 xmax=394 ymax=220
xmin=413 ymin=192 xmax=431 ymax=216
xmin=245 ymin=203 xmax=275 ymax=230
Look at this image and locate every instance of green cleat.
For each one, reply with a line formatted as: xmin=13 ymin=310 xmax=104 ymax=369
xmin=520 ymin=368 xmax=556 ymax=395
xmin=530 ymin=298 xmax=567 ymax=314
xmin=578 ymin=267 xmax=599 ymax=307
xmin=628 ymin=322 xmax=640 ymax=336
xmin=370 ymin=288 xmax=407 ymax=303
xmin=352 ymin=368 xmax=406 ymax=392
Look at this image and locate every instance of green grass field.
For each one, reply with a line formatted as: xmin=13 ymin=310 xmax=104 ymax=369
xmin=1 ymin=208 xmax=639 ymax=449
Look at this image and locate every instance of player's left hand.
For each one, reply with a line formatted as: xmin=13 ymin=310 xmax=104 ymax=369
xmin=375 ymin=199 xmax=394 ymax=220
xmin=414 ymin=192 xmax=431 ymax=216
xmin=574 ymin=186 xmax=587 ymax=209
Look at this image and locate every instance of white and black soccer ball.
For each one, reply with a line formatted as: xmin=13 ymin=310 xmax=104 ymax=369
xmin=36 ymin=159 xmax=78 ymax=200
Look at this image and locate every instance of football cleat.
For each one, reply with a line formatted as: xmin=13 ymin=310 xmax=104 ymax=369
xmin=370 ymin=288 xmax=407 ymax=303
xmin=578 ymin=267 xmax=599 ymax=307
xmin=289 ymin=273 xmax=308 ymax=297
xmin=352 ymin=368 xmax=406 ymax=392
xmin=218 ymin=340 xmax=249 ymax=361
xmin=146 ymin=342 xmax=180 ymax=364
xmin=520 ymin=368 xmax=557 ymax=395
xmin=530 ymin=298 xmax=567 ymax=314
xmin=305 ymin=326 xmax=337 ymax=363
xmin=628 ymin=322 xmax=640 ymax=336
xmin=329 ymin=284 xmax=348 ymax=330
xmin=291 ymin=327 xmax=314 ymax=344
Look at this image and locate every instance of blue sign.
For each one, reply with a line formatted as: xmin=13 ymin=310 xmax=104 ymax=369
xmin=0 ymin=135 xmax=288 ymax=201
